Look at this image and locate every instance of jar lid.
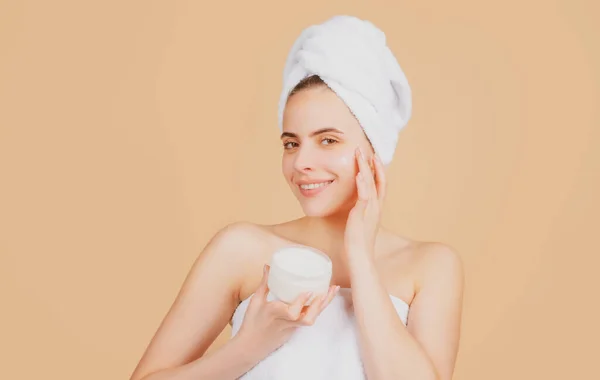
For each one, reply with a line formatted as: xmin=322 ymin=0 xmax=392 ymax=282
xmin=270 ymin=246 xmax=332 ymax=279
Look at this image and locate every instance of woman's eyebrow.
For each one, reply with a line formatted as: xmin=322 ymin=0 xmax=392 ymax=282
xmin=280 ymin=127 xmax=345 ymax=139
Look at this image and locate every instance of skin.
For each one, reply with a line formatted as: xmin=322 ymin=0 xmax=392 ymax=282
xmin=129 ymin=85 xmax=464 ymax=380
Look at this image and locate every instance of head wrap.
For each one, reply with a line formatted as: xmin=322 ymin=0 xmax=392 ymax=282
xmin=277 ymin=15 xmax=413 ymax=165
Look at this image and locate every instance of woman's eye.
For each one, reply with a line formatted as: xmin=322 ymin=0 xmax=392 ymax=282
xmin=283 ymin=139 xmax=337 ymax=149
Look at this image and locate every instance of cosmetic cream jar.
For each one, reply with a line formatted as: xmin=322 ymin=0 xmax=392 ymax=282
xmin=267 ymin=246 xmax=333 ymax=305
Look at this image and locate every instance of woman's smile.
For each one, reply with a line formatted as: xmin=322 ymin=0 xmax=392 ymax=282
xmin=298 ymin=179 xmax=335 ymax=197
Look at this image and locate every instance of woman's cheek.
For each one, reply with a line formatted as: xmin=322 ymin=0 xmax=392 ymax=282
xmin=281 ymin=157 xmax=294 ymax=182
xmin=333 ymin=149 xmax=355 ymax=170
xmin=330 ymin=150 xmax=358 ymax=192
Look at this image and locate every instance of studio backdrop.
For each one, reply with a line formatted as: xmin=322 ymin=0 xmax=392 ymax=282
xmin=1 ymin=1 xmax=598 ymax=379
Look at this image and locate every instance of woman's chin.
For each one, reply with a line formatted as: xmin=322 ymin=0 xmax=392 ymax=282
xmin=302 ymin=208 xmax=331 ymax=218
xmin=299 ymin=199 xmax=351 ymax=218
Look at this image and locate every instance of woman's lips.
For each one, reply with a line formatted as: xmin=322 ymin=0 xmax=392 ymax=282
xmin=298 ymin=180 xmax=334 ymax=198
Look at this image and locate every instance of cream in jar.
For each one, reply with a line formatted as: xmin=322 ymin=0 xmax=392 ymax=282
xmin=267 ymin=246 xmax=333 ymax=305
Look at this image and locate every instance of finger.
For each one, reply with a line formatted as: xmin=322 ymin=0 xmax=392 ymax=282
xmin=356 ymin=172 xmax=369 ymax=202
xmin=254 ymin=264 xmax=270 ymax=302
xmin=355 ymin=149 xmax=372 ymax=202
xmin=296 ymin=285 xmax=340 ymax=326
xmin=373 ymin=152 xmax=387 ymax=204
xmin=284 ymin=291 xmax=313 ymax=321
xmin=355 ymin=146 xmax=370 ymax=182
xmin=356 ymin=147 xmax=377 ymax=199
xmin=365 ymin=154 xmax=378 ymax=197
xmin=296 ymin=292 xmax=329 ymax=326
xmin=319 ymin=285 xmax=340 ymax=312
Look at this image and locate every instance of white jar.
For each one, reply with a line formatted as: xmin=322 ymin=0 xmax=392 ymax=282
xmin=267 ymin=246 xmax=332 ymax=305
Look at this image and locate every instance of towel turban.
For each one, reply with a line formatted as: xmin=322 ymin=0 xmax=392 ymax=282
xmin=277 ymin=15 xmax=413 ymax=165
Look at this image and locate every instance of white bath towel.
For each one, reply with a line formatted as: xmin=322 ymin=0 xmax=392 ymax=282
xmin=230 ymin=288 xmax=410 ymax=379
xmin=277 ymin=15 xmax=413 ymax=165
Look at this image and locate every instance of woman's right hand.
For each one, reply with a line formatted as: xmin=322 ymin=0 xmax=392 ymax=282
xmin=235 ymin=264 xmax=340 ymax=357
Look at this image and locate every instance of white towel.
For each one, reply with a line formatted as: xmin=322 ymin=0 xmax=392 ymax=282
xmin=277 ymin=15 xmax=413 ymax=165
xmin=230 ymin=288 xmax=410 ymax=379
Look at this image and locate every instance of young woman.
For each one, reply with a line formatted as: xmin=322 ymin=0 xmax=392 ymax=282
xmin=130 ymin=16 xmax=464 ymax=380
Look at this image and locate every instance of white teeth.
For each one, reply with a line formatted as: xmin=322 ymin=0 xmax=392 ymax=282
xmin=300 ymin=180 xmax=333 ymax=190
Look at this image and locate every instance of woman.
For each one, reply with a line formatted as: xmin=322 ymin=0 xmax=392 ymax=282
xmin=130 ymin=15 xmax=464 ymax=380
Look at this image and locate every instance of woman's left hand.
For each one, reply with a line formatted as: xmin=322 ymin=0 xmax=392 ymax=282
xmin=344 ymin=146 xmax=387 ymax=258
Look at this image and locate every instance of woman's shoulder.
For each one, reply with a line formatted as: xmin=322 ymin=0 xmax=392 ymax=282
xmin=208 ymin=220 xmax=297 ymax=302
xmin=206 ymin=220 xmax=287 ymax=263
xmin=380 ymin=227 xmax=461 ymax=267
xmin=397 ymin=238 xmax=464 ymax=294
xmin=213 ymin=220 xmax=266 ymax=238
xmin=216 ymin=219 xmax=302 ymax=244
xmin=208 ymin=221 xmax=273 ymax=251
xmin=377 ymin=230 xmax=463 ymax=299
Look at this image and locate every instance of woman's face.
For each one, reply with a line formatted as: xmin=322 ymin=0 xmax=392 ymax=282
xmin=281 ymin=85 xmax=375 ymax=217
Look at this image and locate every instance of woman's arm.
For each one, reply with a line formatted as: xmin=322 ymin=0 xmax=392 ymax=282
xmin=137 ymin=333 xmax=263 ymax=380
xmin=129 ymin=222 xmax=260 ymax=380
xmin=349 ymin=243 xmax=464 ymax=380
xmin=346 ymin=148 xmax=464 ymax=379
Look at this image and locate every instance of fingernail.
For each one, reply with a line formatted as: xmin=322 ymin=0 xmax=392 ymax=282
xmin=359 ymin=146 xmax=365 ymax=159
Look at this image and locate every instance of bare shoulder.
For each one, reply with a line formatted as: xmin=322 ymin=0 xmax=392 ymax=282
xmin=378 ymin=231 xmax=464 ymax=304
xmin=416 ymin=242 xmax=464 ymax=273
xmin=206 ymin=221 xmax=280 ymax=300
xmin=412 ymin=241 xmax=465 ymax=292
xmin=204 ymin=221 xmax=276 ymax=260
xmin=209 ymin=221 xmax=267 ymax=248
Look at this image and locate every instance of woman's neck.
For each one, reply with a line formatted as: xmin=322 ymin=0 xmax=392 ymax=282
xmin=296 ymin=210 xmax=353 ymax=257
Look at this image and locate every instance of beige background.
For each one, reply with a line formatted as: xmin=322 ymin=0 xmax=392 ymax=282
xmin=1 ymin=1 xmax=598 ymax=379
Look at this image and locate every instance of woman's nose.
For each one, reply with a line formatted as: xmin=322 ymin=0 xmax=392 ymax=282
xmin=293 ymin=146 xmax=318 ymax=172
